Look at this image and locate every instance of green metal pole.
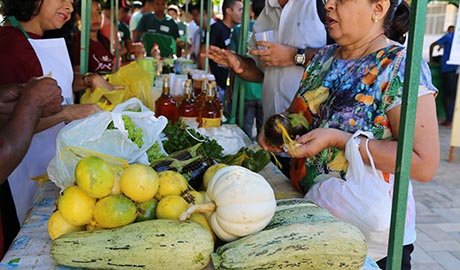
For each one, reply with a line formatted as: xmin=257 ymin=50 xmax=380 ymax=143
xmin=79 ymin=0 xmax=91 ymax=74
xmin=199 ymin=0 xmax=204 ymax=43
xmin=386 ymin=1 xmax=428 ymax=269
xmin=113 ymin=0 xmax=120 ymax=71
xmin=185 ymin=1 xmax=189 ymax=56
xmin=229 ymin=0 xmax=250 ymax=126
xmin=204 ymin=0 xmax=212 ymax=73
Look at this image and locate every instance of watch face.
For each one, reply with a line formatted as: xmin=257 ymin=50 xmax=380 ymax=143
xmin=296 ymin=54 xmax=305 ymax=65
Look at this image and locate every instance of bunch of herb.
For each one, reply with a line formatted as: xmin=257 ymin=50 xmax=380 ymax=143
xmin=162 ymin=121 xmax=224 ymax=160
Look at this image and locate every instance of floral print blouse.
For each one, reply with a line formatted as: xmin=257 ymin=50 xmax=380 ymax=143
xmin=291 ymin=44 xmax=437 ymax=193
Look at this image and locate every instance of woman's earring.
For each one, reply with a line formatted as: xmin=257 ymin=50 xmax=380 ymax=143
xmin=373 ymin=14 xmax=379 ymax=23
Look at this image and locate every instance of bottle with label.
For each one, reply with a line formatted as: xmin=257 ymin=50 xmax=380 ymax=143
xmin=196 ymin=78 xmax=209 ymax=108
xmin=151 ymin=43 xmax=161 ymax=59
xmin=155 ymin=76 xmax=179 ymax=123
xmin=151 ymin=43 xmax=162 ymax=76
xmin=178 ymin=79 xmax=199 ymax=124
xmin=199 ymin=81 xmax=221 ymax=128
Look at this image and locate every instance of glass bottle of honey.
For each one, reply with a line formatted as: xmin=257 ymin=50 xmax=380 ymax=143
xmin=196 ymin=78 xmax=209 ymax=109
xmin=199 ymin=81 xmax=221 ymax=128
xmin=178 ymin=79 xmax=199 ymax=124
xmin=155 ymin=76 xmax=179 ymax=123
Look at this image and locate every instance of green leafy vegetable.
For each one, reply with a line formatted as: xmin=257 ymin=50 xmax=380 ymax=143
xmin=221 ymin=147 xmax=271 ymax=172
xmin=162 ymin=121 xmax=224 ymax=160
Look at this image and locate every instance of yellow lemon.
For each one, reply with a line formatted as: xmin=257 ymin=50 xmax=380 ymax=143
xmin=156 ymin=195 xmax=189 ymax=220
xmin=120 ymin=164 xmax=159 ymax=202
xmin=155 ymin=171 xmax=188 ymax=200
xmin=93 ymin=195 xmax=137 ymax=229
xmin=75 ymin=156 xmax=114 ymax=199
xmin=182 ymin=189 xmax=205 ymax=205
xmin=47 ymin=210 xmax=84 ymax=240
xmin=57 ymin=185 xmax=96 ymax=226
xmin=203 ymin=164 xmax=227 ymax=190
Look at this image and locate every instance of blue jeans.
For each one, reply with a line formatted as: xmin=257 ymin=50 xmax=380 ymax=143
xmin=242 ymin=99 xmax=263 ymax=140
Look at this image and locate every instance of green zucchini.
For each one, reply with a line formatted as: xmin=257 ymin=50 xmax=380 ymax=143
xmin=212 ymin=221 xmax=367 ymax=270
xmin=51 ymin=219 xmax=214 ymax=270
xmin=265 ymin=202 xmax=337 ymax=230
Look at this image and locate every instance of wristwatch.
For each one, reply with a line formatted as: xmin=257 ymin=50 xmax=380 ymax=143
xmin=294 ymin=48 xmax=306 ymax=66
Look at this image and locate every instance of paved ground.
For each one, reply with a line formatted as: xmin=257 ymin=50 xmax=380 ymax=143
xmin=411 ymin=125 xmax=460 ymax=270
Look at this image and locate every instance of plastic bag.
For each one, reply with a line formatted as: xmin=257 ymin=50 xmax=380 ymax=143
xmin=81 ymin=62 xmax=154 ymax=111
xmin=304 ymin=130 xmax=392 ymax=261
xmin=107 ymin=61 xmax=154 ymax=110
xmin=47 ymin=98 xmax=168 ymax=189
xmin=80 ymin=86 xmax=127 ymax=111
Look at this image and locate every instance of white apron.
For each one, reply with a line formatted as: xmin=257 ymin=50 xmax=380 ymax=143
xmin=8 ymin=37 xmax=73 ymax=224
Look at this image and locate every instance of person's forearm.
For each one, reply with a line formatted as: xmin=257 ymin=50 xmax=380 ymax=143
xmin=332 ymin=132 xmax=435 ymax=182
xmin=34 ymin=110 xmax=67 ymax=133
xmin=0 ymin=101 xmax=41 ymax=182
xmin=234 ymin=56 xmax=264 ymax=83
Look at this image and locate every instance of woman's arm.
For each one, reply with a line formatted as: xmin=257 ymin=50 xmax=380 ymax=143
xmin=289 ymin=94 xmax=440 ymax=182
xmin=368 ymin=94 xmax=440 ymax=182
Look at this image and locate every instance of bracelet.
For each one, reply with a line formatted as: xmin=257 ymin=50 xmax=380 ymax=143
xmin=82 ymin=72 xmax=94 ymax=88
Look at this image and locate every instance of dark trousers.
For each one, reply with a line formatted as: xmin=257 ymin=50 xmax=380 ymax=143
xmin=441 ymin=71 xmax=459 ymax=123
xmin=376 ymin=244 xmax=414 ymax=270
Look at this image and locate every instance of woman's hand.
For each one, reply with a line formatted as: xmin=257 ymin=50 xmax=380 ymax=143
xmin=201 ymin=45 xmax=244 ymax=74
xmin=257 ymin=127 xmax=284 ymax=153
xmin=287 ymin=128 xmax=350 ymax=158
xmin=249 ymin=42 xmax=296 ymax=67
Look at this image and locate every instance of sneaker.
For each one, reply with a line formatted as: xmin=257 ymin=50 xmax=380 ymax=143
xmin=440 ymin=121 xmax=452 ymax=127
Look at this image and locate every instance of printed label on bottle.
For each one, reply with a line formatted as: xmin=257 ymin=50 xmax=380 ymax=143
xmin=201 ymin=117 xmax=221 ymax=128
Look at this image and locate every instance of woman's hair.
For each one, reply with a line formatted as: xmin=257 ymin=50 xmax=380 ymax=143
xmin=0 ymin=0 xmax=42 ymax=21
xmin=383 ymin=0 xmax=410 ymax=44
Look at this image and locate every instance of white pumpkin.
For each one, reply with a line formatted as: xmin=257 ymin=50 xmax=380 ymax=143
xmin=180 ymin=165 xmax=276 ymax=242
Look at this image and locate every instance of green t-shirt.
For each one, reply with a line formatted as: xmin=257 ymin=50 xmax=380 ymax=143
xmin=136 ymin=13 xmax=179 ymax=39
xmin=137 ymin=13 xmax=179 ymax=57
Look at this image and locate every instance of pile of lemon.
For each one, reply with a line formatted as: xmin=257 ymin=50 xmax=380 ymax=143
xmin=48 ymin=156 xmax=211 ymax=240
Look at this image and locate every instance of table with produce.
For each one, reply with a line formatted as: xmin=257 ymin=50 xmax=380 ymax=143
xmin=0 ymin=98 xmax=380 ymax=270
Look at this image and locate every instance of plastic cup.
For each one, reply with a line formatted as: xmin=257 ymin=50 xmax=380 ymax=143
xmin=254 ymin=30 xmax=275 ymax=50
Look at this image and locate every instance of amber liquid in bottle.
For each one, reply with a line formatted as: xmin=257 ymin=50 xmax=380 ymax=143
xmin=178 ymin=79 xmax=199 ymax=123
xmin=155 ymin=76 xmax=179 ymax=123
xmin=199 ymin=81 xmax=221 ymax=128
xmin=196 ymin=78 xmax=209 ymax=109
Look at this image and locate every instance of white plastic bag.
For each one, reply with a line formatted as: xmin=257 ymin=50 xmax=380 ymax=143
xmin=47 ymin=98 xmax=168 ymax=189
xmin=305 ymin=130 xmax=392 ymax=261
